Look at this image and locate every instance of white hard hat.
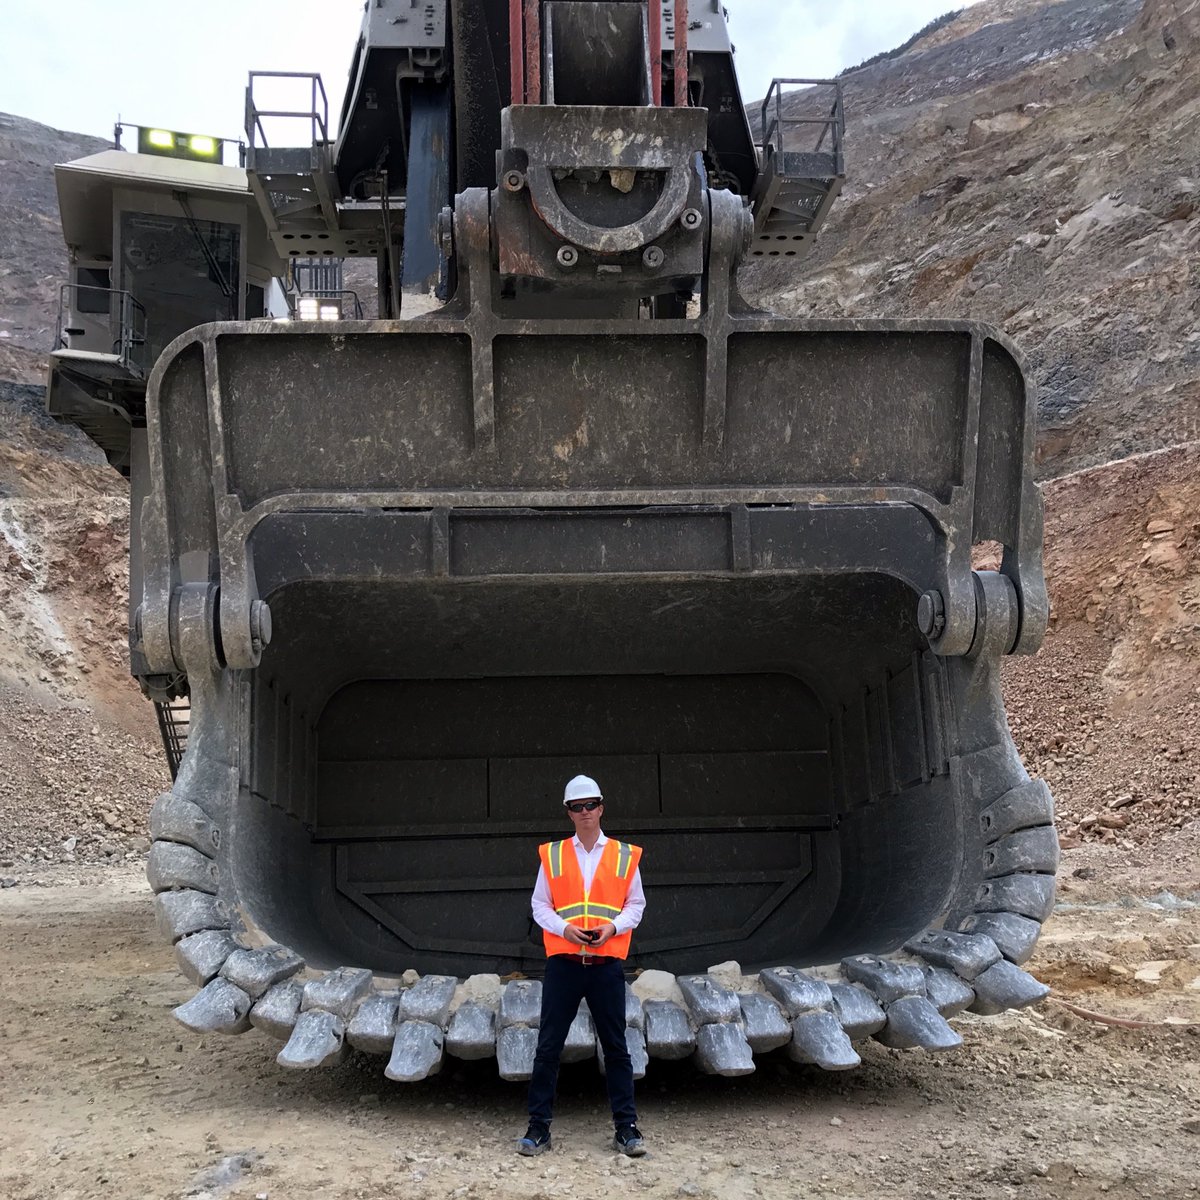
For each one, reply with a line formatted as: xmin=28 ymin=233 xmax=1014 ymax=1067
xmin=563 ymin=774 xmax=603 ymax=805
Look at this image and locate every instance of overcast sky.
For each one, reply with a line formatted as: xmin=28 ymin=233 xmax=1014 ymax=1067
xmin=0 ymin=0 xmax=979 ymax=144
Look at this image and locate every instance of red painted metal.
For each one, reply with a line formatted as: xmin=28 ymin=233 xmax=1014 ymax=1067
xmin=509 ymin=0 xmax=525 ymax=105
xmin=672 ymin=0 xmax=691 ymax=106
xmin=524 ymin=0 xmax=542 ymax=105
xmin=647 ymin=0 xmax=662 ymax=105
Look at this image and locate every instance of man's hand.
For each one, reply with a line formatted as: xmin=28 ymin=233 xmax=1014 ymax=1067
xmin=562 ymin=925 xmax=591 ymax=945
xmin=588 ymin=922 xmax=618 ymax=947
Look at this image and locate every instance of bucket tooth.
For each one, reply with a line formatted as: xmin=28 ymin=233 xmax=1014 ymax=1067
xmin=499 ymin=979 xmax=542 ymax=1029
xmin=220 ymin=946 xmax=303 ymax=999
xmin=174 ymin=978 xmax=252 ymax=1035
xmin=841 ymin=955 xmax=925 ymax=1004
xmin=678 ymin=975 xmax=742 ymax=1024
xmin=922 ymin=967 xmax=975 ymax=1017
xmin=644 ymin=999 xmax=695 ymax=1060
xmin=155 ymin=890 xmax=227 ymax=943
xmin=974 ymin=873 xmax=1056 ymax=923
xmin=399 ymin=975 xmax=458 ymax=1026
xmin=625 ymin=984 xmax=645 ymax=1031
xmin=875 ymin=995 xmax=962 ymax=1051
xmin=596 ymin=1025 xmax=648 ymax=1079
xmin=497 ymin=979 xmax=542 ymax=1079
xmin=980 ymin=780 xmax=1054 ymax=840
xmin=496 ymin=1025 xmax=539 ymax=1081
xmin=904 ymin=930 xmax=1001 ymax=981
xmin=759 ymin=966 xmax=834 ymax=1016
xmin=175 ymin=929 xmax=239 ymax=986
xmin=694 ymin=1022 xmax=755 ymax=1076
xmin=630 ymin=1026 xmax=649 ymax=1077
xmin=738 ymin=992 xmax=793 ymax=1053
xmin=985 ymin=826 xmax=1060 ymax=876
xmin=347 ymin=992 xmax=401 ymax=1054
xmin=561 ymin=1004 xmax=596 ymax=1063
xmin=959 ymin=912 xmax=1043 ymax=965
xmin=250 ymin=980 xmax=303 ymax=1040
xmin=827 ymin=983 xmax=886 ymax=1040
xmin=149 ymin=792 xmax=220 ymax=856
xmin=385 ymin=1020 xmax=445 ymax=1082
xmin=277 ymin=1010 xmax=347 ymax=1069
xmin=445 ymin=1000 xmax=497 ymax=1060
xmin=147 ymin=841 xmax=219 ymax=894
xmin=789 ymin=1010 xmax=861 ymax=1070
xmin=301 ymin=967 xmax=373 ymax=1018
xmin=969 ymin=960 xmax=1050 ymax=1015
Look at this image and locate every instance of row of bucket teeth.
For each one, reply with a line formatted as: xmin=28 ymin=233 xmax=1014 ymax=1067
xmin=150 ymin=787 xmax=1052 ymax=1082
xmin=172 ymin=949 xmax=1047 ymax=1079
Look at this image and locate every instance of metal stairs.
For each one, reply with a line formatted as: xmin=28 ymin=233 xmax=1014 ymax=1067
xmin=154 ymin=698 xmax=191 ymax=780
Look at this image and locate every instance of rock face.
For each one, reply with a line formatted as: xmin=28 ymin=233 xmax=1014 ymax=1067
xmin=744 ymin=0 xmax=1200 ymax=479
xmin=0 ymin=113 xmax=110 ymax=380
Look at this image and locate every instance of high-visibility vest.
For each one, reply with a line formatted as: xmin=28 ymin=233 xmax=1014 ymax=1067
xmin=538 ymin=836 xmax=643 ymax=960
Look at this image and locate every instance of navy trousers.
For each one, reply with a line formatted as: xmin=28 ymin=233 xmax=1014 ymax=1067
xmin=526 ymin=954 xmax=636 ymax=1128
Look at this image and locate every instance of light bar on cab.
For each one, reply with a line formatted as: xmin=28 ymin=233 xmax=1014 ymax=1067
xmin=136 ymin=125 xmax=225 ymax=162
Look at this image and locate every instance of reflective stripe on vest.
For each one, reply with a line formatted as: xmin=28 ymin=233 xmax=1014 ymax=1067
xmin=615 ymin=840 xmax=633 ymax=879
xmin=554 ymin=901 xmax=622 ymax=921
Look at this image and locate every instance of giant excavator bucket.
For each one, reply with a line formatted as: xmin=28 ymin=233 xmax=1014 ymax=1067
xmin=138 ymin=180 xmax=1056 ymax=1076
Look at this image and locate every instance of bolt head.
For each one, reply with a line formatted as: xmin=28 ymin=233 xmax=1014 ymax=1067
xmin=556 ymin=245 xmax=579 ymax=268
xmin=681 ymin=207 xmax=702 ymax=230
xmin=917 ymin=590 xmax=946 ymax=638
xmin=436 ymin=207 xmax=454 ymax=256
xmin=642 ymin=245 xmax=665 ymax=269
xmin=502 ymin=170 xmax=525 ymax=192
xmin=250 ymin=600 xmax=273 ymax=652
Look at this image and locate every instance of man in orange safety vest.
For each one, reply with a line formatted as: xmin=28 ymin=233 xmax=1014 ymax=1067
xmin=517 ymin=774 xmax=647 ymax=1157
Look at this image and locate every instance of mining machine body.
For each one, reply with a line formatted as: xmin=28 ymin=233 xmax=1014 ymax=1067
xmin=52 ymin=0 xmax=1056 ymax=1078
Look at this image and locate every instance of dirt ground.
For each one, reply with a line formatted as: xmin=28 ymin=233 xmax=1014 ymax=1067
xmin=1 ymin=854 xmax=1197 ymax=1200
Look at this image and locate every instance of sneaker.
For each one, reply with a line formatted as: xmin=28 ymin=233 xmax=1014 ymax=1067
xmin=517 ymin=1123 xmax=552 ymax=1156
xmin=613 ymin=1124 xmax=647 ymax=1157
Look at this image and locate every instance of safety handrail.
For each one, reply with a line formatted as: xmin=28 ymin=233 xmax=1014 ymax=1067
xmin=54 ymin=283 xmax=149 ymax=373
xmin=245 ymin=71 xmax=330 ymax=149
xmin=760 ymin=78 xmax=845 ymax=176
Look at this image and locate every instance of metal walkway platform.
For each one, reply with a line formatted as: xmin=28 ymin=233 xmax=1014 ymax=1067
xmin=750 ymin=79 xmax=845 ymax=258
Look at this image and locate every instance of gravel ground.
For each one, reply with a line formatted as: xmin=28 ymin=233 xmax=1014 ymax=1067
xmin=0 ymin=863 xmax=1197 ymax=1200
xmin=0 ymin=690 xmax=166 ymax=874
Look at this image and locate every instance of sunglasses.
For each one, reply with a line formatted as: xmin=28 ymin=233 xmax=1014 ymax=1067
xmin=566 ymin=799 xmax=602 ymax=814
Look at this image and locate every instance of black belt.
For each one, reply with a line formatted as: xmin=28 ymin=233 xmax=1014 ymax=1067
xmin=555 ymin=953 xmax=608 ymax=965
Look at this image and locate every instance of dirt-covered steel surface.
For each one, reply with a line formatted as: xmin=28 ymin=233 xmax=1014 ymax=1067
xmin=0 ymin=863 xmax=1197 ymax=1200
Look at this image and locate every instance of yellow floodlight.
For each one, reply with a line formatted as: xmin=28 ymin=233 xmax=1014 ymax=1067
xmin=135 ymin=125 xmax=226 ymax=163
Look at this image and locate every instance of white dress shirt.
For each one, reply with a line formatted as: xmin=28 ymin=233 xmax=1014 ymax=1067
xmin=530 ymin=830 xmax=646 ymax=938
